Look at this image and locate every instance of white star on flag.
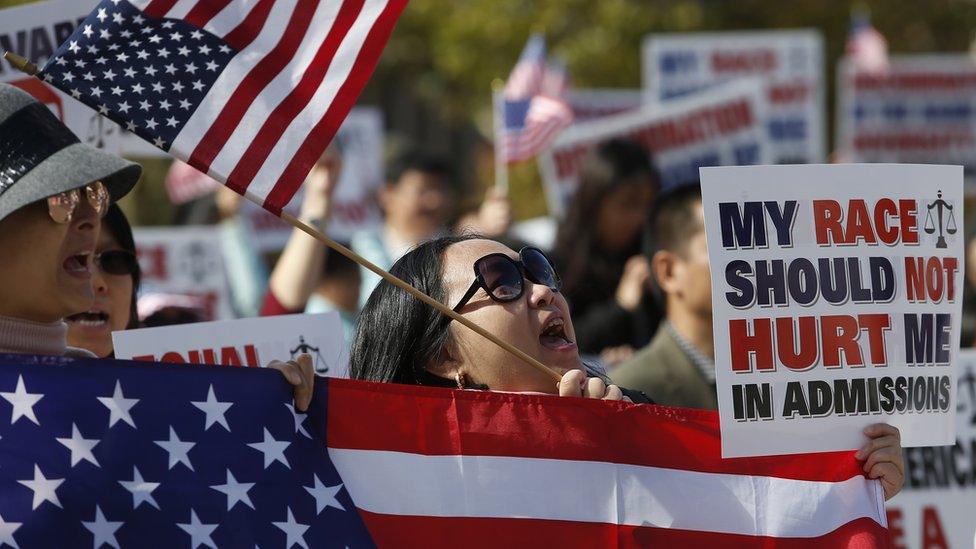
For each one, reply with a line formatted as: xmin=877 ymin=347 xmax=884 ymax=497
xmin=0 ymin=514 xmax=20 ymax=548
xmin=56 ymin=423 xmax=100 ymax=467
xmin=97 ymin=380 xmax=138 ymax=428
xmin=304 ymin=475 xmax=344 ymax=514
xmin=191 ymin=385 xmax=233 ymax=431
xmin=154 ymin=427 xmax=195 ymax=471
xmin=119 ymin=466 xmax=160 ymax=510
xmin=1 ymin=375 xmax=43 ymax=425
xmin=273 ymin=507 xmax=310 ymax=549
xmin=285 ymin=403 xmax=311 ymax=439
xmin=17 ymin=465 xmax=63 ymax=510
xmin=210 ymin=470 xmax=255 ymax=511
xmin=82 ymin=505 xmax=123 ymax=549
xmin=247 ymin=428 xmax=290 ymax=469
xmin=177 ymin=509 xmax=218 ymax=549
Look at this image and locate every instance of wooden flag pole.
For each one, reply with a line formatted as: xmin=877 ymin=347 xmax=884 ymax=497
xmin=276 ymin=210 xmax=561 ymax=382
xmin=4 ymin=49 xmax=560 ymax=383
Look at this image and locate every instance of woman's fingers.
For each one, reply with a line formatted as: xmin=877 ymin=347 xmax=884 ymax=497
xmin=583 ymin=377 xmax=607 ymax=399
xmin=602 ymin=384 xmax=624 ymax=401
xmin=867 ymin=462 xmax=903 ymax=500
xmin=269 ymin=354 xmax=315 ymax=412
xmin=557 ymin=369 xmax=586 ymax=397
xmin=855 ymin=434 xmax=899 ymax=460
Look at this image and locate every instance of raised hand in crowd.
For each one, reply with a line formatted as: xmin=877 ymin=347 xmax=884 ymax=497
xmin=858 ymin=423 xmax=905 ymax=500
xmin=615 ymin=255 xmax=651 ymax=312
xmin=456 ymin=186 xmax=513 ymax=237
xmin=264 ymin=145 xmax=342 ymax=313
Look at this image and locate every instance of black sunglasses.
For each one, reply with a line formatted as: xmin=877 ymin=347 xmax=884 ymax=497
xmin=95 ymin=250 xmax=139 ymax=276
xmin=452 ymin=247 xmax=561 ymax=312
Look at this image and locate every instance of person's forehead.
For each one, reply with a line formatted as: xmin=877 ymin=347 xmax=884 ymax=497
xmin=446 ymin=239 xmax=518 ymax=266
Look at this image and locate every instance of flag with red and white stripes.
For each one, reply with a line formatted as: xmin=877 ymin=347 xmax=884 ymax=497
xmin=498 ymin=34 xmax=573 ymax=164
xmin=38 ymin=0 xmax=406 ymax=214
xmin=326 ymin=379 xmax=891 ymax=548
xmin=846 ymin=13 xmax=889 ymax=75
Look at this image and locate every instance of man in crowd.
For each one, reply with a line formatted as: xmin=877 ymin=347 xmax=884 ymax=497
xmin=611 ymin=184 xmax=717 ymax=409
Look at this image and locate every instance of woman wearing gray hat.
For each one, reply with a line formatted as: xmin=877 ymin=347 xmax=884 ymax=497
xmin=0 ymin=83 xmax=139 ymax=357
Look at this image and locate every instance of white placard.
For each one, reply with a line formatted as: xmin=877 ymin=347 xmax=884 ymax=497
xmin=885 ymin=349 xmax=976 ymax=549
xmin=238 ymin=107 xmax=384 ymax=251
xmin=701 ymin=164 xmax=963 ymax=457
xmin=837 ymin=55 xmax=976 ymax=188
xmin=113 ymin=313 xmax=346 ymax=377
xmin=134 ymin=226 xmax=233 ymax=321
xmin=643 ymin=29 xmax=825 ymax=164
xmin=566 ymin=88 xmax=643 ymax=123
xmin=539 ymin=79 xmax=770 ymax=216
xmin=0 ymin=0 xmax=121 ymax=152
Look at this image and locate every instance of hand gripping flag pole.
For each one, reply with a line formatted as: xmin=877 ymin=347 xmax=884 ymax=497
xmin=4 ymin=51 xmax=562 ymax=384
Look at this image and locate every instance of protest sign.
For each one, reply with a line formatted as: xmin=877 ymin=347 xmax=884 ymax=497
xmin=0 ymin=0 xmax=121 ymax=152
xmin=566 ymin=88 xmax=643 ymax=122
xmin=538 ymin=79 xmax=770 ymax=216
xmin=643 ymin=29 xmax=825 ymax=164
xmin=837 ymin=55 xmax=976 ymax=188
xmin=113 ymin=312 xmax=347 ymax=377
xmin=133 ymin=226 xmax=233 ymax=321
xmin=701 ymin=163 xmax=963 ymax=458
xmin=238 ymin=107 xmax=384 ymax=251
xmin=885 ymin=348 xmax=976 ymax=549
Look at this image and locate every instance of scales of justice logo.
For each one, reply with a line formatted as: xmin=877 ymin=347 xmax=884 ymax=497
xmin=924 ymin=190 xmax=957 ymax=249
xmin=290 ymin=335 xmax=330 ymax=374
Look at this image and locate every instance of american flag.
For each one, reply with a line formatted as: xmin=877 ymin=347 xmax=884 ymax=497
xmin=164 ymin=160 xmax=219 ymax=205
xmin=498 ymin=34 xmax=573 ymax=164
xmin=846 ymin=13 xmax=889 ymax=75
xmin=38 ymin=0 xmax=407 ymax=215
xmin=0 ymin=354 xmax=889 ymax=547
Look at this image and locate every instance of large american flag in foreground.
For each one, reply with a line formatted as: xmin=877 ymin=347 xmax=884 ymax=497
xmin=0 ymin=354 xmax=888 ymax=547
xmin=38 ymin=0 xmax=406 ymax=214
xmin=498 ymin=34 xmax=574 ymax=164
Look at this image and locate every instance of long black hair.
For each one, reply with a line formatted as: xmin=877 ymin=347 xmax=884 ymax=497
xmin=102 ymin=204 xmax=141 ymax=329
xmin=350 ymin=234 xmax=481 ymax=387
xmin=551 ymin=139 xmax=658 ymax=300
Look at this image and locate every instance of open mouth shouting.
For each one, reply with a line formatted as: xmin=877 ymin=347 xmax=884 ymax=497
xmin=539 ymin=315 xmax=576 ymax=352
xmin=62 ymin=251 xmax=93 ymax=279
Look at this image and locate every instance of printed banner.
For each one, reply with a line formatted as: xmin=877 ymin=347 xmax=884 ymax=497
xmin=837 ymin=55 xmax=976 ymax=188
xmin=133 ymin=226 xmax=233 ymax=321
xmin=238 ymin=107 xmax=384 ymax=251
xmin=566 ymin=88 xmax=643 ymax=123
xmin=113 ymin=313 xmax=346 ymax=377
xmin=643 ymin=29 xmax=825 ymax=164
xmin=701 ymin=164 xmax=963 ymax=457
xmin=885 ymin=348 xmax=976 ymax=549
xmin=538 ymin=79 xmax=770 ymax=216
xmin=0 ymin=0 xmax=120 ymax=152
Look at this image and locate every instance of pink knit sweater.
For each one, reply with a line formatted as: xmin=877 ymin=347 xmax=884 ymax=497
xmin=0 ymin=315 xmax=95 ymax=357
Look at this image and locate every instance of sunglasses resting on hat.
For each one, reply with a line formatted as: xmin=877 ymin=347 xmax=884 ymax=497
xmin=45 ymin=181 xmax=109 ymax=223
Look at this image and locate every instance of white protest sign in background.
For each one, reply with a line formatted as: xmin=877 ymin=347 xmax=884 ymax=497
xmin=134 ymin=226 xmax=234 ymax=321
xmin=538 ymin=78 xmax=770 ymax=216
xmin=885 ymin=349 xmax=976 ymax=549
xmin=238 ymin=107 xmax=384 ymax=252
xmin=113 ymin=313 xmax=347 ymax=377
xmin=837 ymin=55 xmax=976 ymax=188
xmin=0 ymin=0 xmax=121 ymax=152
xmin=643 ymin=29 xmax=824 ymax=165
xmin=566 ymin=88 xmax=643 ymax=123
xmin=701 ymin=164 xmax=963 ymax=458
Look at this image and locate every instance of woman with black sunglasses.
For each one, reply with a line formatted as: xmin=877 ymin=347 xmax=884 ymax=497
xmin=351 ymin=234 xmax=639 ymax=400
xmin=67 ymin=204 xmax=141 ymax=358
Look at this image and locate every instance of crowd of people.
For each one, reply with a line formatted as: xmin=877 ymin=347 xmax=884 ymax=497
xmin=0 ymin=81 xmax=906 ymax=500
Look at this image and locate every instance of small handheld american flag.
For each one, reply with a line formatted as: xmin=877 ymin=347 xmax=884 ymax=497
xmin=497 ymin=34 xmax=574 ymax=165
xmin=38 ymin=0 xmax=407 ymax=215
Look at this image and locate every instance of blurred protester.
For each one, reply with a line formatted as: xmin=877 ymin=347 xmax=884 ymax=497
xmin=962 ymin=235 xmax=976 ymax=347
xmin=66 ymin=205 xmax=141 ymax=357
xmin=550 ymin=139 xmax=660 ymax=364
xmin=352 ymin=150 xmax=512 ymax=308
xmin=611 ymin=185 xmax=715 ymax=409
xmin=138 ymin=294 xmax=209 ymax=327
xmin=0 ymin=84 xmax=139 ymax=356
xmin=306 ymin=248 xmax=361 ymax=346
xmin=349 ymin=233 xmax=904 ymax=499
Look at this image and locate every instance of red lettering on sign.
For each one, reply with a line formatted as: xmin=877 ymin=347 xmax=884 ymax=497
xmin=921 ymin=506 xmax=948 ymax=549
xmin=905 ymin=257 xmax=958 ymax=302
xmin=885 ymin=508 xmax=905 ymax=549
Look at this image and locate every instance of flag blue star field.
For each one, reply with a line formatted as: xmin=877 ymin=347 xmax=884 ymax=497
xmin=0 ymin=354 xmax=373 ymax=548
xmin=39 ymin=0 xmax=407 ymax=214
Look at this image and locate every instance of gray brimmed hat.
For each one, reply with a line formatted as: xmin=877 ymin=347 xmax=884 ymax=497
xmin=0 ymin=83 xmax=141 ymax=223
